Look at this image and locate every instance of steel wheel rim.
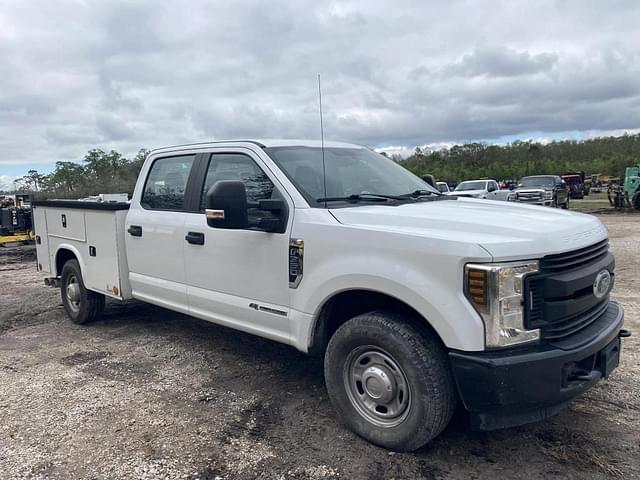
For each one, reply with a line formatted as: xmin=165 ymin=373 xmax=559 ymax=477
xmin=343 ymin=345 xmax=411 ymax=428
xmin=66 ymin=274 xmax=81 ymax=312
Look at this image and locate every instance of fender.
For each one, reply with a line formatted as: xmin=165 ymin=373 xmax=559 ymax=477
xmin=53 ymin=243 xmax=86 ymax=278
xmin=292 ymin=251 xmax=487 ymax=352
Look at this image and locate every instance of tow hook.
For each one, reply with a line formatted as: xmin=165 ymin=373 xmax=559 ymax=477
xmin=619 ymin=329 xmax=631 ymax=338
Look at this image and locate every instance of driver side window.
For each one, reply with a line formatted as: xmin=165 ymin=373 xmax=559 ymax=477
xmin=200 ymin=153 xmax=279 ymax=227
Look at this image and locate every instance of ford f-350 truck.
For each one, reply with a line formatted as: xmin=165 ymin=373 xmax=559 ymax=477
xmin=33 ymin=140 xmax=627 ymax=451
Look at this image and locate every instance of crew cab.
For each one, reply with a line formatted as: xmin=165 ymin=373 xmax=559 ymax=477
xmin=33 ymin=140 xmax=627 ymax=452
xmin=515 ymin=175 xmax=570 ymax=208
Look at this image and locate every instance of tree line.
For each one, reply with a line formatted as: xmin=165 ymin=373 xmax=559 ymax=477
xmin=7 ymin=149 xmax=149 ymax=198
xmin=4 ymin=133 xmax=640 ymax=197
xmin=398 ymin=133 xmax=640 ymax=182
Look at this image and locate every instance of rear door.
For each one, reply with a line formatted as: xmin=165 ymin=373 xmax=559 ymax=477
xmin=125 ymin=153 xmax=196 ymax=314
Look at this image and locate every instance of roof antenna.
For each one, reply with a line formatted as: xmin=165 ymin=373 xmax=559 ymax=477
xmin=318 ymin=74 xmax=328 ymax=208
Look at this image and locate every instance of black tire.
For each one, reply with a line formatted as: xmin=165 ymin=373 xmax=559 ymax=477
xmin=551 ymin=197 xmax=558 ymax=208
xmin=324 ymin=311 xmax=456 ymax=452
xmin=561 ymin=197 xmax=569 ymax=209
xmin=60 ymin=259 xmax=105 ymax=324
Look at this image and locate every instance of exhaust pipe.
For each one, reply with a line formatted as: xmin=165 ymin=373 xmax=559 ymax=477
xmin=43 ymin=277 xmax=60 ymax=288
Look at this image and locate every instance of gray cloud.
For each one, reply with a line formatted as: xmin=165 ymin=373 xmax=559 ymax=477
xmin=0 ymin=0 xmax=639 ymax=168
xmin=448 ymin=46 xmax=558 ymax=78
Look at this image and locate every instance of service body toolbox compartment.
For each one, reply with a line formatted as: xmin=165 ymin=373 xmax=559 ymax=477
xmin=32 ymin=201 xmax=132 ymax=300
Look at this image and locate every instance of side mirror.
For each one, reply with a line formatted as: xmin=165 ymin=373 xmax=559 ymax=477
xmin=255 ymin=198 xmax=287 ymax=232
xmin=206 ymin=180 xmax=248 ymax=229
xmin=205 ymin=181 xmax=287 ymax=233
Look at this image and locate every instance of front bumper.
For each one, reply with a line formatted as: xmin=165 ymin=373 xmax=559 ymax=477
xmin=517 ymin=199 xmax=553 ymax=206
xmin=449 ymin=301 xmax=625 ymax=430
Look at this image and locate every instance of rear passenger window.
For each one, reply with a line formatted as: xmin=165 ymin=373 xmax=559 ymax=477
xmin=141 ymin=155 xmax=195 ymax=210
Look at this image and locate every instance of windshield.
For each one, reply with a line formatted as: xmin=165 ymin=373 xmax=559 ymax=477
xmin=521 ymin=176 xmax=555 ymax=187
xmin=454 ymin=181 xmax=487 ymax=191
xmin=264 ymin=146 xmax=439 ymax=207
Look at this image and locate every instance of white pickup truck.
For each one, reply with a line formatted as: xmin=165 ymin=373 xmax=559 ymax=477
xmin=33 ymin=139 xmax=627 ymax=452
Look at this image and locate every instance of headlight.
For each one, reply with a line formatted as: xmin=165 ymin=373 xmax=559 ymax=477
xmin=464 ymin=261 xmax=540 ymax=348
xmin=544 ymin=191 xmax=553 ymax=199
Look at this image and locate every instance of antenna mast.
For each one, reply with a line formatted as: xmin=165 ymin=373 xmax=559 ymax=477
xmin=318 ymin=74 xmax=328 ymax=208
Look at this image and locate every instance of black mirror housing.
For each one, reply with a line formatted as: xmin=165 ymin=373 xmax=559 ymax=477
xmin=205 ymin=181 xmax=288 ymax=233
xmin=206 ymin=180 xmax=248 ymax=229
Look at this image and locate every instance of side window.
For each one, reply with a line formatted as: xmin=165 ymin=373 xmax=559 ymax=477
xmin=141 ymin=155 xmax=195 ymax=210
xmin=200 ymin=153 xmax=279 ymax=228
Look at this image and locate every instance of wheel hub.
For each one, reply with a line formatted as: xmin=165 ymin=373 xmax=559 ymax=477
xmin=362 ymin=365 xmax=395 ymax=403
xmin=67 ymin=283 xmax=80 ymax=303
xmin=343 ymin=346 xmax=412 ymax=428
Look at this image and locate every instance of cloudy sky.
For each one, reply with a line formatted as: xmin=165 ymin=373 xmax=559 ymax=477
xmin=1 ymin=0 xmax=639 ymax=188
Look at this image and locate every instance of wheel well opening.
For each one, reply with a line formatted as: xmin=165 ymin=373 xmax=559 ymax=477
xmin=309 ymin=290 xmax=437 ymax=356
xmin=55 ymin=249 xmax=77 ymax=276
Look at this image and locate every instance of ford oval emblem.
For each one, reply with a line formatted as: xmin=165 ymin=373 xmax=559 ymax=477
xmin=593 ymin=270 xmax=612 ymax=299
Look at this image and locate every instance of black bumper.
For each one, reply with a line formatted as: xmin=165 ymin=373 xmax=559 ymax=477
xmin=449 ymin=301 xmax=625 ymax=431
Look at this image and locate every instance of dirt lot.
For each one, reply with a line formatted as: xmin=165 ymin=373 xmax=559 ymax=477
xmin=1 ymin=213 xmax=638 ymax=480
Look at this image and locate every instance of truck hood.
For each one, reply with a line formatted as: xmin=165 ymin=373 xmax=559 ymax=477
xmin=330 ymin=198 xmax=607 ymax=260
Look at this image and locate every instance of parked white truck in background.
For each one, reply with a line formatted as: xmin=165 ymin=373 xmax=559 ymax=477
xmin=33 ymin=140 xmax=628 ymax=451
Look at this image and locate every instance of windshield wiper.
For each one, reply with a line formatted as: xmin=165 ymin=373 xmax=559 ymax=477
xmin=400 ymin=189 xmax=441 ymax=198
xmin=317 ymin=193 xmax=405 ymax=203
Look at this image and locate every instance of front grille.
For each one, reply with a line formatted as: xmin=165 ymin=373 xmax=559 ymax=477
xmin=525 ymin=239 xmax=613 ymax=345
xmin=539 ymin=239 xmax=609 ymax=273
xmin=539 ymin=300 xmax=608 ymax=341
xmin=517 ymin=191 xmax=543 ymax=202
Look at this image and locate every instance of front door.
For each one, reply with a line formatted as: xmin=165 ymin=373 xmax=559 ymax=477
xmin=125 ymin=153 xmax=196 ymax=314
xmin=183 ymin=149 xmax=292 ymax=343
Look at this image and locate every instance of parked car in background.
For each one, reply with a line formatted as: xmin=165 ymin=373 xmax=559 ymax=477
xmin=450 ymin=179 xmax=500 ymax=199
xmin=436 ymin=181 xmax=450 ymax=194
xmin=514 ymin=175 xmax=569 ymax=208
xmin=561 ymin=174 xmax=585 ymax=199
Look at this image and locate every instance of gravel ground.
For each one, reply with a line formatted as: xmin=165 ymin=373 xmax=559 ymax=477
xmin=0 ymin=213 xmax=638 ymax=480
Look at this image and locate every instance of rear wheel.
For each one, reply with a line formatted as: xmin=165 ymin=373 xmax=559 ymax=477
xmin=324 ymin=311 xmax=456 ymax=452
xmin=60 ymin=259 xmax=105 ymax=324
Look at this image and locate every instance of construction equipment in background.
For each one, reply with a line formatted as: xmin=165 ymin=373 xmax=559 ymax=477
xmin=0 ymin=194 xmax=34 ymax=247
xmin=591 ymin=173 xmax=610 ymax=193
xmin=608 ymin=165 xmax=640 ymax=210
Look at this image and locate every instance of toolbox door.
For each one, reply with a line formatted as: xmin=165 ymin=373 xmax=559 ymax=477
xmin=33 ymin=206 xmax=51 ymax=273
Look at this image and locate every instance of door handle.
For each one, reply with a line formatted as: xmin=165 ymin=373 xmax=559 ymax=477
xmin=128 ymin=225 xmax=142 ymax=237
xmin=185 ymin=231 xmax=205 ymax=245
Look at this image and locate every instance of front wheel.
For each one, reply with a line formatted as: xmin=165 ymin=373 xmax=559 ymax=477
xmin=561 ymin=196 xmax=570 ymax=209
xmin=60 ymin=259 xmax=105 ymax=324
xmin=324 ymin=311 xmax=456 ymax=452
